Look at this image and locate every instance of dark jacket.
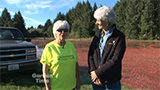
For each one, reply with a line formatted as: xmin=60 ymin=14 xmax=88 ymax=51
xmin=88 ymin=24 xmax=126 ymax=84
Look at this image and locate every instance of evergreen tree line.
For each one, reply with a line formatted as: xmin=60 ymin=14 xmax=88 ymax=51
xmin=114 ymin=0 xmax=160 ymax=40
xmin=0 ymin=0 xmax=159 ymax=39
xmin=46 ymin=1 xmax=97 ymax=38
xmin=0 ymin=8 xmax=28 ymax=36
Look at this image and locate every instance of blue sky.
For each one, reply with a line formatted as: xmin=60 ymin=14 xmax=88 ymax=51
xmin=0 ymin=0 xmax=120 ymax=28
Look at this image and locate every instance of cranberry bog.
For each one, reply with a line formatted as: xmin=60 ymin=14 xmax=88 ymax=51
xmin=32 ymin=39 xmax=160 ymax=89
xmin=71 ymin=40 xmax=160 ymax=89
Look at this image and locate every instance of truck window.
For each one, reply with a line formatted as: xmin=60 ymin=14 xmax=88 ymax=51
xmin=0 ymin=29 xmax=24 ymax=40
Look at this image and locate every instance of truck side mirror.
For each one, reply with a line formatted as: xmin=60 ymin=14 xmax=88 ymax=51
xmin=25 ymin=38 xmax=31 ymax=42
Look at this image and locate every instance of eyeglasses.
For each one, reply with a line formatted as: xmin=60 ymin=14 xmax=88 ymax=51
xmin=57 ymin=29 xmax=68 ymax=32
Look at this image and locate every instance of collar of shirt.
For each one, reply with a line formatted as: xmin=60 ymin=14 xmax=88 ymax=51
xmin=100 ymin=27 xmax=113 ymax=43
xmin=99 ymin=27 xmax=113 ymax=60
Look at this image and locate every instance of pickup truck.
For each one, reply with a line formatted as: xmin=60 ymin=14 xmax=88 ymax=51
xmin=0 ymin=27 xmax=39 ymax=74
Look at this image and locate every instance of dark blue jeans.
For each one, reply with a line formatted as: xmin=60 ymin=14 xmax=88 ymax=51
xmin=92 ymin=81 xmax=121 ymax=90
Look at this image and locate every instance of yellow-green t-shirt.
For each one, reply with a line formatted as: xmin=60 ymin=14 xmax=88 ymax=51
xmin=40 ymin=40 xmax=78 ymax=90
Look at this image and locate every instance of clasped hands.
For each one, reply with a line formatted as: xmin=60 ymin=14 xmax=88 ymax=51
xmin=91 ymin=71 xmax=102 ymax=85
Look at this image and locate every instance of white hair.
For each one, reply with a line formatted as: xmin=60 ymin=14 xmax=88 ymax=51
xmin=94 ymin=5 xmax=116 ymax=26
xmin=53 ymin=20 xmax=70 ymax=38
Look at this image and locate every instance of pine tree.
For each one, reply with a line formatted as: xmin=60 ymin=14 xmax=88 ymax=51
xmin=114 ymin=0 xmax=127 ymax=34
xmin=47 ymin=25 xmax=53 ymax=37
xmin=44 ymin=19 xmax=52 ymax=31
xmin=69 ymin=1 xmax=95 ymax=38
xmin=92 ymin=3 xmax=98 ymax=33
xmin=151 ymin=0 xmax=160 ymax=39
xmin=53 ymin=12 xmax=65 ymax=23
xmin=139 ymin=0 xmax=156 ymax=39
xmin=93 ymin=3 xmax=98 ymax=12
xmin=43 ymin=19 xmax=52 ymax=37
xmin=114 ymin=0 xmax=159 ymax=40
xmin=80 ymin=1 xmax=95 ymax=38
xmin=13 ymin=11 xmax=27 ymax=36
xmin=125 ymin=0 xmax=140 ymax=39
xmin=0 ymin=8 xmax=13 ymax=27
xmin=37 ymin=24 xmax=44 ymax=29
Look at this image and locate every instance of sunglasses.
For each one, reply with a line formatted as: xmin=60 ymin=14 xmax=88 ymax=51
xmin=57 ymin=29 xmax=68 ymax=32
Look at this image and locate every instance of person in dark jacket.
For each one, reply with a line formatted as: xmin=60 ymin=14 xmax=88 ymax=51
xmin=88 ymin=5 xmax=126 ymax=90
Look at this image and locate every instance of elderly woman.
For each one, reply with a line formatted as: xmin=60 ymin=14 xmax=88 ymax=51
xmin=41 ymin=20 xmax=80 ymax=90
xmin=88 ymin=5 xmax=126 ymax=90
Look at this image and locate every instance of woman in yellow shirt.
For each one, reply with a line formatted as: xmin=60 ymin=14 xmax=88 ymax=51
xmin=40 ymin=20 xmax=80 ymax=90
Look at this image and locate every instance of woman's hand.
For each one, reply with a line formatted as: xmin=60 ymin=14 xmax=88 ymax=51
xmin=42 ymin=63 xmax=51 ymax=90
xmin=76 ymin=63 xmax=81 ymax=90
xmin=91 ymin=71 xmax=98 ymax=82
xmin=93 ymin=78 xmax=102 ymax=85
xmin=91 ymin=71 xmax=102 ymax=85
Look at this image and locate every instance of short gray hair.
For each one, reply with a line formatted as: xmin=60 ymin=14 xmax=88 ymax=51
xmin=94 ymin=5 xmax=116 ymax=26
xmin=53 ymin=20 xmax=70 ymax=38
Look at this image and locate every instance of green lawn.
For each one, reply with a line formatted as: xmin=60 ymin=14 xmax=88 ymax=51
xmin=0 ymin=63 xmax=133 ymax=90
